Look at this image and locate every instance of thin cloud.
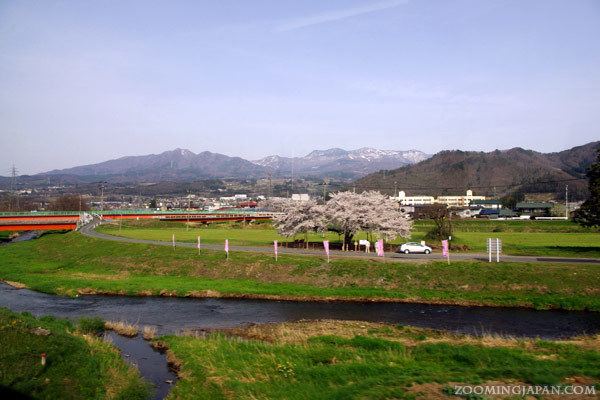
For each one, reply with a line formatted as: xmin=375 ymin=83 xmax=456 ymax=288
xmin=276 ymin=0 xmax=408 ymax=32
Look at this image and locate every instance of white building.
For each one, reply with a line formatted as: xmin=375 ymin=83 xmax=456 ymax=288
xmin=393 ymin=191 xmax=435 ymax=206
xmin=291 ymin=193 xmax=310 ymax=202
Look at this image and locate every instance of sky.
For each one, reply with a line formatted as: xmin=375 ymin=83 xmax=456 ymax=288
xmin=1 ymin=0 xmax=599 ymax=175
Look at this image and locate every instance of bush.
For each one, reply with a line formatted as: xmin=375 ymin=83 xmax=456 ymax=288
xmin=78 ymin=317 xmax=105 ymax=335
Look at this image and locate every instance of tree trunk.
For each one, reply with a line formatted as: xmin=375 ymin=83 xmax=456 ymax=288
xmin=344 ymin=232 xmax=353 ymax=251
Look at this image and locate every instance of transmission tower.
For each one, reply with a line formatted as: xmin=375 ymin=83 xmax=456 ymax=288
xmin=9 ymin=164 xmax=19 ymax=211
xmin=10 ymin=164 xmax=18 ymax=191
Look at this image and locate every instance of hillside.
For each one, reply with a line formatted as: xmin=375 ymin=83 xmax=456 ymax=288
xmin=354 ymin=141 xmax=599 ymax=200
xmin=42 ymin=148 xmax=266 ymax=182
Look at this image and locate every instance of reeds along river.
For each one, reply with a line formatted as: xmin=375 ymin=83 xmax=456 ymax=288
xmin=1 ymin=283 xmax=599 ymax=338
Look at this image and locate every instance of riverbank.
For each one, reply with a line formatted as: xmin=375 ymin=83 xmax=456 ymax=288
xmin=157 ymin=319 xmax=600 ymax=399
xmin=97 ymin=219 xmax=600 ymax=258
xmin=0 ymin=307 xmax=149 ymax=399
xmin=2 ymin=232 xmax=600 ymax=310
xmin=1 ymin=232 xmax=599 ymax=310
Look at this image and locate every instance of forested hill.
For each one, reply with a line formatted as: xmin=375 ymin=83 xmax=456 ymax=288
xmin=354 ymin=141 xmax=599 ymax=200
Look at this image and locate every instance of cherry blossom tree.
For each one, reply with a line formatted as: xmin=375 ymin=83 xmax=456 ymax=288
xmin=272 ymin=200 xmax=326 ymax=248
xmin=325 ymin=191 xmax=412 ymax=250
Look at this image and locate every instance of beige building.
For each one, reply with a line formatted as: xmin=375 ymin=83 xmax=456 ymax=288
xmin=393 ymin=189 xmax=485 ymax=207
xmin=435 ymin=190 xmax=485 ymax=207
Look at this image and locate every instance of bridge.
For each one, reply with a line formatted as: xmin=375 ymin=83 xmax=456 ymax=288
xmin=0 ymin=210 xmax=276 ymax=232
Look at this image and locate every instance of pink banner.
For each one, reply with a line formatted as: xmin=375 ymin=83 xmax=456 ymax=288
xmin=376 ymin=239 xmax=384 ymax=257
xmin=442 ymin=240 xmax=448 ymax=257
xmin=225 ymin=239 xmax=229 ymax=253
xmin=323 ymin=240 xmax=329 ymax=255
xmin=274 ymin=240 xmax=278 ymax=256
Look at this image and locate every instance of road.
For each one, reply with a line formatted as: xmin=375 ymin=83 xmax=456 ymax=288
xmin=80 ymin=222 xmax=600 ymax=264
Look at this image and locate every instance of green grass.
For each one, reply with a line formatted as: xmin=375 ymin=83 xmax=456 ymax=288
xmin=160 ymin=320 xmax=600 ymax=399
xmin=97 ymin=219 xmax=600 ymax=257
xmin=0 ymin=307 xmax=149 ymax=400
xmin=1 ymin=232 xmax=599 ymax=310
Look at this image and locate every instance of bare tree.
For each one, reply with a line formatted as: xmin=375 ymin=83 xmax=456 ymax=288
xmin=48 ymin=195 xmax=89 ymax=211
xmin=415 ymin=204 xmax=452 ymax=240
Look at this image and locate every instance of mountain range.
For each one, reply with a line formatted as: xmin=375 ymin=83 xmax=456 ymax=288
xmin=2 ymin=142 xmax=597 ymax=200
xmin=253 ymin=148 xmax=429 ymax=179
xmin=14 ymin=147 xmax=430 ymax=183
xmin=354 ymin=141 xmax=599 ymax=200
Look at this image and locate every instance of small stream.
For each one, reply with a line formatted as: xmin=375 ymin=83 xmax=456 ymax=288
xmin=104 ymin=332 xmax=176 ymax=400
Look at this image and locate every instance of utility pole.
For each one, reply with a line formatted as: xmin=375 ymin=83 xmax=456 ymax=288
xmin=99 ymin=182 xmax=106 ymax=211
xmin=268 ymin=172 xmax=272 ymax=198
xmin=565 ymin=185 xmax=569 ymax=220
xmin=290 ymin=149 xmax=295 ymax=195
xmin=394 ymin=181 xmax=397 ymax=198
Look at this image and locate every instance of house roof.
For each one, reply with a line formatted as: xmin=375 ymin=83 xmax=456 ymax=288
xmin=515 ymin=202 xmax=553 ymax=209
xmin=479 ymin=209 xmax=499 ymax=215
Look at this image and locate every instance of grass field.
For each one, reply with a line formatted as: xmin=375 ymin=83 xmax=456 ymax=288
xmin=0 ymin=307 xmax=149 ymax=400
xmin=160 ymin=320 xmax=600 ymax=399
xmin=1 ymin=232 xmax=599 ymax=310
xmin=97 ymin=219 xmax=600 ymax=257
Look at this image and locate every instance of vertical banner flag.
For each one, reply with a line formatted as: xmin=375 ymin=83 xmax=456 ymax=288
xmin=274 ymin=240 xmax=278 ymax=261
xmin=197 ymin=236 xmax=201 ymax=254
xmin=323 ymin=240 xmax=330 ymax=263
xmin=442 ymin=240 xmax=449 ymax=264
xmin=225 ymin=239 xmax=229 ymax=259
xmin=172 ymin=234 xmax=175 ymax=248
xmin=376 ymin=239 xmax=385 ymax=257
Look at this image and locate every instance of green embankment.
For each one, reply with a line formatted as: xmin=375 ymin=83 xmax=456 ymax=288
xmin=97 ymin=219 xmax=600 ymax=257
xmin=0 ymin=308 xmax=149 ymax=400
xmin=1 ymin=233 xmax=599 ymax=310
xmin=160 ymin=320 xmax=600 ymax=399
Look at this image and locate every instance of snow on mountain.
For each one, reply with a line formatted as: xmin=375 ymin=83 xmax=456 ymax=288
xmin=253 ymin=148 xmax=431 ymax=178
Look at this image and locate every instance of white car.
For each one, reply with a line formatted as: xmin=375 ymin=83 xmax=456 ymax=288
xmin=398 ymin=242 xmax=432 ymax=254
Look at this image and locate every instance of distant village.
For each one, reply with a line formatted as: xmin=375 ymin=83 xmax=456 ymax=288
xmin=75 ymin=189 xmax=580 ymax=221
xmin=0 ymin=183 xmax=582 ymax=220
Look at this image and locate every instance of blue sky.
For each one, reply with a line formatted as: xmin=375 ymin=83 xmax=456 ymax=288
xmin=1 ymin=0 xmax=599 ymax=174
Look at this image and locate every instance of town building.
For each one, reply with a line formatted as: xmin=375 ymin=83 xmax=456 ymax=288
xmin=393 ymin=191 xmax=435 ymax=206
xmin=515 ymin=202 xmax=553 ymax=217
xmin=435 ymin=190 xmax=486 ymax=207
xmin=470 ymin=199 xmax=502 ymax=209
xmin=291 ymin=194 xmax=310 ymax=202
